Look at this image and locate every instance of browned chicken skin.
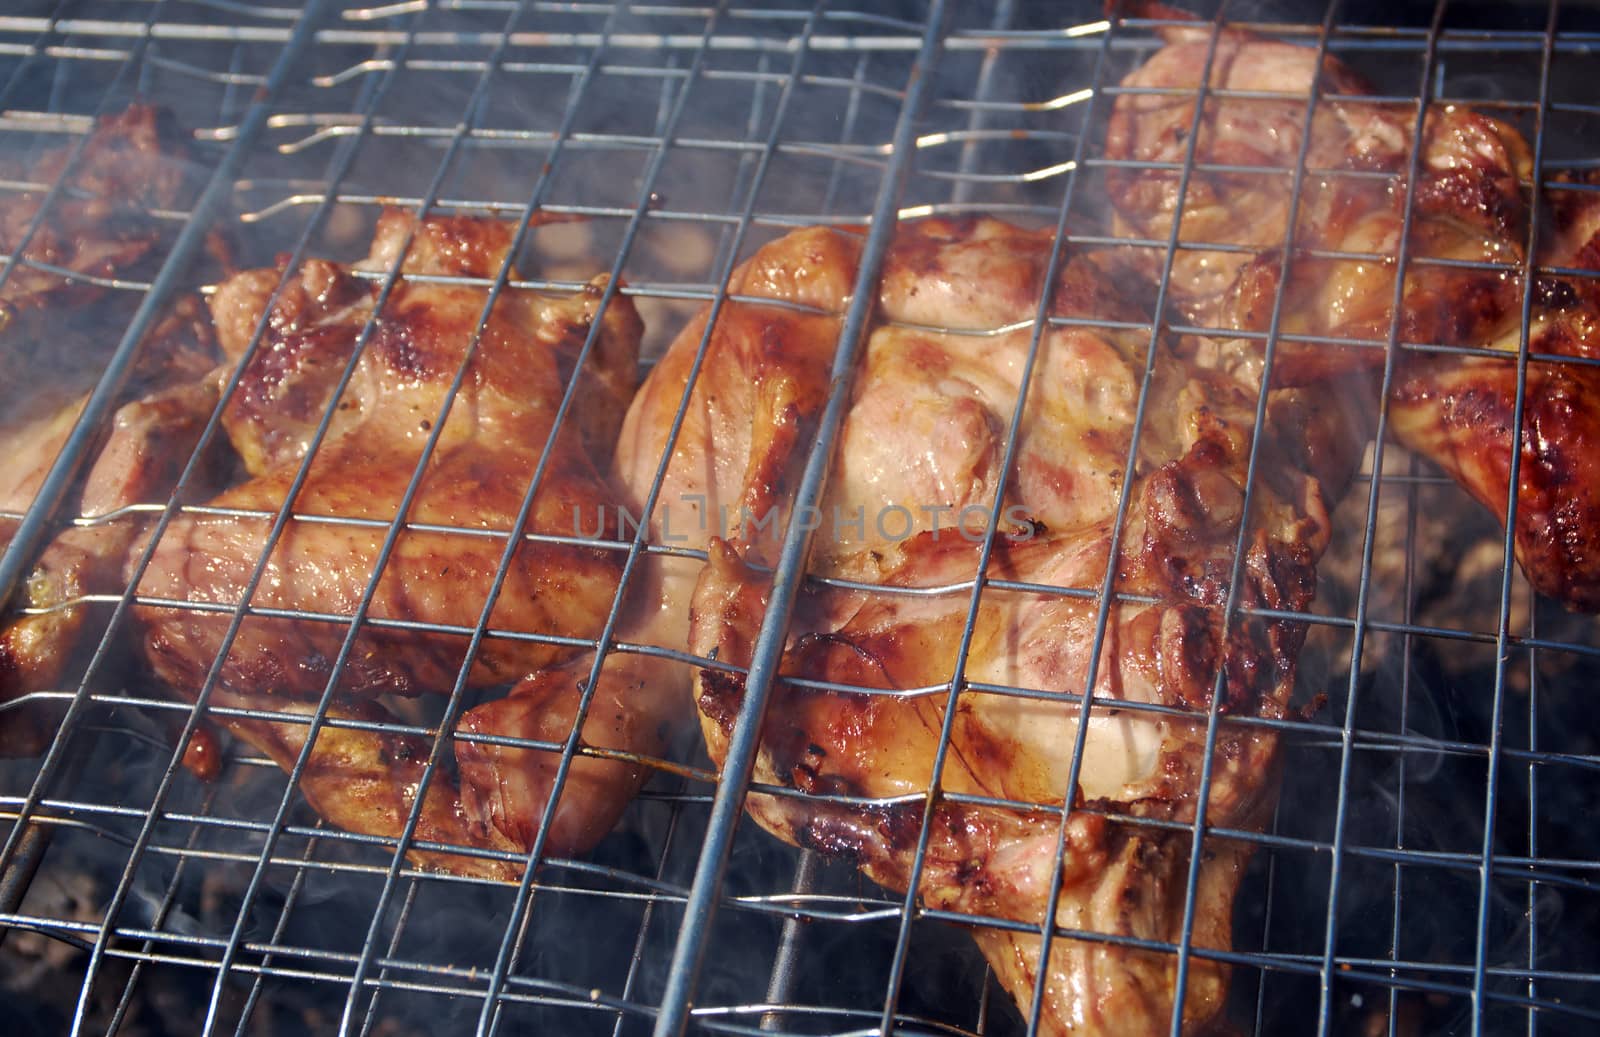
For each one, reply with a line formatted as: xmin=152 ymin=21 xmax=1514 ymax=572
xmin=132 ymin=210 xmax=673 ymax=877
xmin=157 ymin=212 xmax=633 ymax=697
xmin=620 ymin=217 xmax=1363 ymax=1035
xmin=0 ymin=105 xmax=197 ymax=547
xmin=0 ymin=305 xmax=217 ymax=757
xmin=0 ymin=105 xmax=188 ymax=319
xmin=1105 ymin=13 xmax=1600 ymax=611
xmin=0 ymin=108 xmax=207 ymax=754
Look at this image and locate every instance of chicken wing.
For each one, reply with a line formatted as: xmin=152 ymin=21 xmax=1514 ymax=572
xmin=620 ymin=217 xmax=1361 ymax=1034
xmin=132 ymin=209 xmax=673 ymax=877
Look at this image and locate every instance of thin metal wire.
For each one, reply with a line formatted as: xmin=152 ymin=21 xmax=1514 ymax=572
xmin=231 ymin=824 xmax=334 ymax=1037
xmin=352 ymin=880 xmax=424 ymax=1037
xmin=1315 ymin=3 xmax=1452 ymax=1032
xmin=1524 ymin=574 xmax=1542 ymax=1037
xmin=611 ymin=776 xmax=691 ymax=1037
xmin=1474 ymin=3 xmax=1560 ymax=1032
xmin=1386 ymin=452 xmax=1424 ymax=1037
xmin=14 ymin=644 xmax=1600 ymax=778
xmin=468 ymin=2 xmax=837 ymax=1030
xmin=189 ymin=0 xmax=554 ymax=1025
xmin=0 ymin=6 xmax=1595 ymax=51
xmin=16 ymin=771 xmax=1600 ymax=896
xmin=870 ymin=8 xmax=1126 ymax=1035
xmin=650 ymin=6 xmax=952 ymax=1033
xmin=1250 ymin=789 xmax=1290 ymax=1032
xmin=98 ymin=34 xmax=267 ymax=1019
xmin=13 ymin=867 xmax=1592 ymax=1021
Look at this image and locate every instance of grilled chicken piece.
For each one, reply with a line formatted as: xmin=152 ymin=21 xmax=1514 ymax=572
xmin=0 ymin=104 xmax=197 ymax=546
xmin=0 ymin=105 xmax=207 ymax=752
xmin=0 ymin=105 xmax=188 ymax=312
xmin=1104 ymin=16 xmax=1530 ymax=352
xmin=1105 ymin=13 xmax=1600 ymax=610
xmin=0 ymin=106 xmax=193 ymax=401
xmin=1388 ymin=201 xmax=1600 ymax=610
xmin=0 ymin=300 xmax=216 ymax=756
xmin=619 ymin=218 xmax=1362 ymax=1035
xmin=133 ymin=210 xmax=669 ymax=877
xmin=1391 ymin=172 xmax=1600 ymax=611
xmin=1106 ymin=20 xmax=1390 ymax=326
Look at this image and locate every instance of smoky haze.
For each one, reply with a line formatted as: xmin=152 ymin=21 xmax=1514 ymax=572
xmin=1 ymin=2 xmax=1598 ymax=1036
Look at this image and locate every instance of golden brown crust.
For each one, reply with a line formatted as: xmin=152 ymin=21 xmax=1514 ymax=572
xmin=1392 ymin=347 xmax=1600 ymax=612
xmin=131 ymin=210 xmax=669 ymax=876
xmin=620 ymin=216 xmax=1355 ymax=1034
xmin=143 ymin=209 xmax=636 ymax=697
xmin=0 ymin=297 xmax=218 ymax=757
xmin=1105 ymin=23 xmax=1600 ymax=613
xmin=0 ymin=105 xmax=189 ymax=316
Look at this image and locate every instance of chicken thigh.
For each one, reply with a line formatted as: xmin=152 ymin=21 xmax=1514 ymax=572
xmin=620 ymin=217 xmax=1362 ymax=1034
xmin=133 ymin=210 xmax=674 ymax=876
xmin=1104 ymin=11 xmax=1600 ymax=610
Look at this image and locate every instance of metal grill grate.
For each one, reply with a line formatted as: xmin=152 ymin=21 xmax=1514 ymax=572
xmin=0 ymin=1 xmax=1597 ymax=1035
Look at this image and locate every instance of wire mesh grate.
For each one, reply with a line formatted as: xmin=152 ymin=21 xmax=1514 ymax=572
xmin=0 ymin=0 xmax=1595 ymax=1035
